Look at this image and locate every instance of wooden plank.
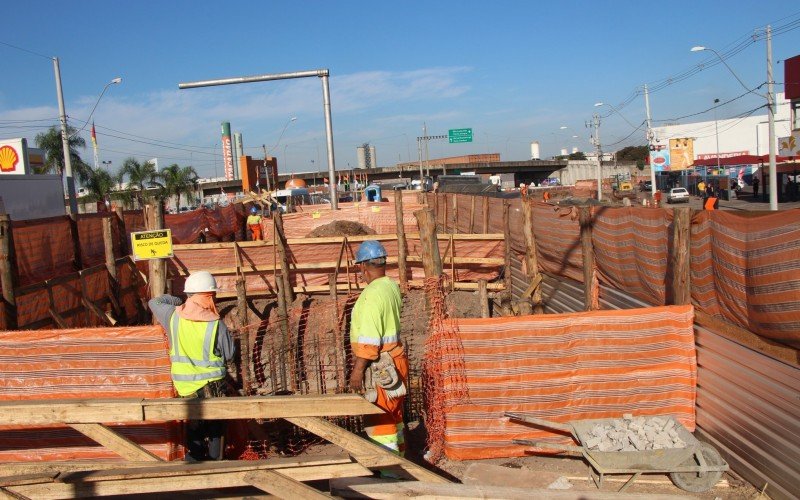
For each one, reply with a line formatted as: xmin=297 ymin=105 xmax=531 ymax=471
xmin=0 ymin=456 xmax=354 ymax=478
xmin=0 ymin=214 xmax=17 ymax=330
xmin=413 ymin=208 xmax=442 ymax=278
xmin=0 ymin=394 xmax=381 ymax=425
xmin=8 ymin=464 xmax=370 ymax=499
xmin=286 ymin=416 xmax=448 ymax=484
xmin=503 ymin=200 xmax=512 ymax=294
xmin=68 ymin=423 xmax=162 ymax=462
xmin=394 ymin=189 xmax=409 ymax=289
xmin=142 ymin=394 xmax=383 ymax=421
xmin=330 ymin=477 xmax=688 ymax=500
xmin=478 ymin=279 xmax=490 ymax=318
xmin=405 ymin=256 xmax=503 ymax=265
xmin=243 ymin=470 xmax=329 ymax=499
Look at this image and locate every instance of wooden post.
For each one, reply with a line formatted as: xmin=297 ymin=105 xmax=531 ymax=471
xmin=68 ymin=214 xmax=83 ymax=270
xmin=146 ymin=201 xmax=166 ymax=299
xmin=275 ymin=274 xmax=291 ymax=392
xmin=443 ymin=194 xmax=449 ymax=233
xmin=235 ymin=277 xmax=252 ymax=394
xmin=520 ymin=197 xmax=543 ymax=313
xmin=413 ymin=208 xmax=442 ymax=278
xmin=671 ymin=207 xmax=692 ymax=305
xmin=502 ymin=200 xmax=512 ymax=294
xmin=482 ymin=197 xmax=490 ymax=234
xmin=273 ymin=211 xmax=295 ymax=305
xmin=328 ymin=273 xmax=337 ymax=300
xmin=0 ymin=215 xmax=17 ymax=329
xmin=469 ymin=196 xmax=476 ymax=233
xmin=102 ymin=216 xmax=123 ymax=320
xmin=452 ymin=194 xmax=458 ymax=234
xmin=478 ymin=279 xmax=489 ymax=318
xmin=393 ymin=190 xmax=409 ymax=290
xmin=579 ymin=206 xmax=599 ymax=311
xmin=115 ymin=205 xmax=128 ymax=255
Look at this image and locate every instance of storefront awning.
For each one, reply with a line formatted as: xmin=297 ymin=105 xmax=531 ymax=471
xmin=692 ymin=154 xmax=795 ymax=166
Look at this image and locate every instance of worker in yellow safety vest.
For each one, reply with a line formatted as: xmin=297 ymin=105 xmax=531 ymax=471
xmin=149 ymin=271 xmax=235 ymax=461
xmin=247 ymin=206 xmax=263 ymax=241
xmin=348 ymin=241 xmax=409 ymax=462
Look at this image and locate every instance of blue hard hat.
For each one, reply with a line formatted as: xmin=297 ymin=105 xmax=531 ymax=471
xmin=250 ymin=206 xmax=258 ymax=214
xmin=354 ymin=240 xmax=387 ymax=264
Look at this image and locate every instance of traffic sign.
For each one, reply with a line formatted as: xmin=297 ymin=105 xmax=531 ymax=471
xmin=448 ymin=128 xmax=473 ymax=143
xmin=131 ymin=229 xmax=174 ymax=261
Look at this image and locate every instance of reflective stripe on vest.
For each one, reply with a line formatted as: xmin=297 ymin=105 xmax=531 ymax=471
xmin=168 ymin=312 xmax=225 ymax=396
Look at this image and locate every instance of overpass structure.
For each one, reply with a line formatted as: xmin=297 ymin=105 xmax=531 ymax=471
xmin=198 ymin=159 xmax=569 ymax=198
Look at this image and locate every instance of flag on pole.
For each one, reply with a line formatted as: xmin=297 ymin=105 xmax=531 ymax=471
xmin=91 ymin=122 xmax=99 ymax=169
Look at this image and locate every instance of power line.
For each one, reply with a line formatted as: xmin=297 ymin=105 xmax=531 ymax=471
xmin=0 ymin=40 xmax=51 ymax=60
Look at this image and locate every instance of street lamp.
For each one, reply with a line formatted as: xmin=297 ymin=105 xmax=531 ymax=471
xmin=268 ymin=117 xmax=297 ymax=154
xmin=692 ymin=30 xmax=777 ymax=210
xmin=72 ymin=77 xmax=123 ymax=137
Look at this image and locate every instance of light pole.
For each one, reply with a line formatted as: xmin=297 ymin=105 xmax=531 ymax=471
xmin=587 ymin=111 xmax=603 ymax=201
xmin=268 ymin=117 xmax=297 ymax=155
xmin=692 ymin=30 xmax=777 ymax=210
xmin=713 ymin=98 xmax=720 ymax=184
xmin=71 ymin=77 xmax=122 ymax=137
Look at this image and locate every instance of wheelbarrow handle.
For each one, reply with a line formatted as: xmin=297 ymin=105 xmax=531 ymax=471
xmin=504 ymin=412 xmax=573 ymax=434
xmin=513 ymin=439 xmax=584 ymax=454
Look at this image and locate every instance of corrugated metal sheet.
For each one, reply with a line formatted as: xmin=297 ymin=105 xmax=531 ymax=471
xmin=695 ymin=327 xmax=800 ymax=500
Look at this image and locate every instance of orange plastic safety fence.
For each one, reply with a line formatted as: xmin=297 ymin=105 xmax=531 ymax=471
xmin=438 ymin=305 xmax=697 ymax=460
xmin=421 ymin=275 xmax=468 ymax=463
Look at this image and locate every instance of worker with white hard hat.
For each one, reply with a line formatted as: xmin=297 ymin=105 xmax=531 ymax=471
xmin=148 ymin=270 xmax=235 ymax=461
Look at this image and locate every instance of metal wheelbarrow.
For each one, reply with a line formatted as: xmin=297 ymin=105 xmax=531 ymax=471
xmin=505 ymin=412 xmax=728 ymax=493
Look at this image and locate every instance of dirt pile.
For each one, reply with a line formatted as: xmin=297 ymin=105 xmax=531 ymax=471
xmin=306 ymin=220 xmax=376 ymax=238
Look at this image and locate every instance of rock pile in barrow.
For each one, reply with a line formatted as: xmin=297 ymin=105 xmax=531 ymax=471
xmin=583 ymin=415 xmax=686 ymax=452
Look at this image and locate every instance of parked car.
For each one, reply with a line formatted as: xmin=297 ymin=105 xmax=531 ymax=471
xmin=639 ymin=180 xmax=652 ymax=192
xmin=666 ymin=187 xmax=690 ymax=204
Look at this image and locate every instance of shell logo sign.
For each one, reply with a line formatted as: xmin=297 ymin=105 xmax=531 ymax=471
xmin=0 ymin=145 xmax=19 ymax=172
xmin=0 ymin=138 xmax=30 ymax=175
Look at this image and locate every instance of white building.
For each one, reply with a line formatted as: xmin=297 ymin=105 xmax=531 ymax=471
xmin=651 ymin=93 xmax=792 ymax=159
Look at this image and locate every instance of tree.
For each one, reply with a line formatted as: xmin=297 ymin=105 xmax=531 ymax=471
xmin=568 ymin=151 xmax=587 ymax=160
xmin=615 ymin=145 xmax=649 ymax=162
xmin=158 ymin=163 xmax=199 ymax=210
xmin=81 ymin=166 xmax=116 ymax=206
xmin=34 ymin=125 xmax=91 ymax=182
xmin=120 ymin=158 xmax=159 ymax=208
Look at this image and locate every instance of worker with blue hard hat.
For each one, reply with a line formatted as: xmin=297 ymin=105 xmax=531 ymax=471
xmin=349 ymin=240 xmax=408 ymax=460
xmin=246 ymin=205 xmax=262 ymax=241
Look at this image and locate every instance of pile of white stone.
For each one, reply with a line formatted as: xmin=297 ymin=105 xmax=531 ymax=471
xmin=583 ymin=414 xmax=687 ymax=452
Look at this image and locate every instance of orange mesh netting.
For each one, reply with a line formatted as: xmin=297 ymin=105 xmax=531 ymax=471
xmin=421 ymin=276 xmax=468 ymax=462
xmin=11 ymin=216 xmax=75 ymax=287
xmin=530 ymin=202 xmax=584 ymax=283
xmin=432 ymin=305 xmax=697 ymax=460
xmin=691 ymin=209 xmax=800 ymax=343
xmin=0 ymin=325 xmax=181 ymax=461
xmin=592 ymin=206 xmax=670 ymax=306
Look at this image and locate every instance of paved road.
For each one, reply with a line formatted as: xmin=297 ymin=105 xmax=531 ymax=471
xmin=645 ymin=188 xmax=800 ymax=212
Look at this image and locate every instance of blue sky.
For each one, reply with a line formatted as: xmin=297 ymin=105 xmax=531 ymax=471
xmin=2 ymin=1 xmax=799 ymax=178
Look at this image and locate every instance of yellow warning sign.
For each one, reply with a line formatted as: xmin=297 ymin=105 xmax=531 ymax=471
xmin=311 ymin=211 xmax=321 ymax=219
xmin=131 ymin=229 xmax=174 ymax=261
xmin=371 ymin=206 xmax=381 ymax=213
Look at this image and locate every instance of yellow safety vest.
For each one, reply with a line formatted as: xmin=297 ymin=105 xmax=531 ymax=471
xmin=168 ymin=312 xmax=225 ymax=396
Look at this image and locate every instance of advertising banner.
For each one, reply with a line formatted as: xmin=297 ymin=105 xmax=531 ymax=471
xmin=0 ymin=138 xmax=31 ymax=175
xmin=221 ymin=122 xmax=234 ymax=181
xmin=779 ymin=130 xmax=800 ymax=156
xmin=649 ymin=147 xmax=670 ymax=172
xmin=669 ymin=138 xmax=694 ymax=171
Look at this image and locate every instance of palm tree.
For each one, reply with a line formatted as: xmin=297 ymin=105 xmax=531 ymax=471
xmin=120 ymin=158 xmax=158 ymax=208
xmin=158 ymin=164 xmax=199 ymax=211
xmin=34 ymin=125 xmax=91 ymax=183
xmin=82 ymin=166 xmax=116 ymax=208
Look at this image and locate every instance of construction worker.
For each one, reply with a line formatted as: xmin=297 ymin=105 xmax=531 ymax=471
xmin=148 ymin=271 xmax=235 ymax=461
xmin=247 ymin=206 xmax=262 ymax=241
xmin=348 ymin=240 xmax=408 ymax=458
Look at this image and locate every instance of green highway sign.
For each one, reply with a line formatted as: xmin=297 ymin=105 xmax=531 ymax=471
xmin=448 ymin=128 xmax=473 ymax=143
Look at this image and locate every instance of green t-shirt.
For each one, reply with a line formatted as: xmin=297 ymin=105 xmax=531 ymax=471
xmin=350 ymin=276 xmax=402 ymax=361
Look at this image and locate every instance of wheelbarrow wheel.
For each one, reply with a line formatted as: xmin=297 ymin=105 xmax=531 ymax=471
xmin=670 ymin=441 xmax=725 ymax=493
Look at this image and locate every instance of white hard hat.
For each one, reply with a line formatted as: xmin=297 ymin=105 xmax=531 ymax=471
xmin=184 ymin=271 xmax=218 ymax=294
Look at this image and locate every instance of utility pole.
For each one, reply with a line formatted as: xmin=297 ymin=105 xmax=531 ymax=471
xmin=417 ymin=125 xmax=448 ymax=181
xmin=587 ymin=114 xmax=603 ymax=201
xmin=766 ymin=24 xmax=778 ymax=211
xmin=261 ymin=144 xmax=272 ymax=193
xmin=53 ymin=57 xmax=78 ymax=215
xmin=423 ymin=122 xmax=430 ymax=176
xmin=644 ymin=84 xmax=657 ymax=197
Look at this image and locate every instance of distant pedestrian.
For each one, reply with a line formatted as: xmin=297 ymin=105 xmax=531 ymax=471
xmin=752 ymin=177 xmax=760 ymax=197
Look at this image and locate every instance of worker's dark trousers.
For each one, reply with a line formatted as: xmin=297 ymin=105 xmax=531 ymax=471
xmin=183 ymin=380 xmax=226 ymax=461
